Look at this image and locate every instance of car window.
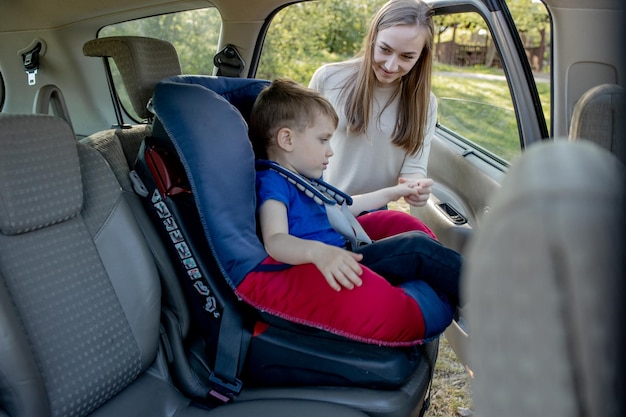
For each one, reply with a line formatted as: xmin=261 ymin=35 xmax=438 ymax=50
xmin=99 ymin=8 xmax=222 ymax=121
xmin=257 ymin=0 xmax=551 ymax=164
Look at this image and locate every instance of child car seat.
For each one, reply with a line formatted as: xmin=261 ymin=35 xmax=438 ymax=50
xmin=132 ymin=75 xmax=439 ymax=417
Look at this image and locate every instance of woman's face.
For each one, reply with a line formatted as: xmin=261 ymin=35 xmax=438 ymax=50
xmin=372 ymin=24 xmax=428 ymax=85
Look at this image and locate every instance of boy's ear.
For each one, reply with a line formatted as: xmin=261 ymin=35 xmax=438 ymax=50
xmin=276 ymin=127 xmax=293 ymax=151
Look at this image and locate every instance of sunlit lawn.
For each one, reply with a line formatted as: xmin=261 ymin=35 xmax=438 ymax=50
xmin=432 ymin=63 xmax=550 ymax=163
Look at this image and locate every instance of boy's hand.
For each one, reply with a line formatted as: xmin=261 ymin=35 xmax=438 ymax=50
xmin=311 ymin=244 xmax=363 ymax=291
xmin=399 ymin=177 xmax=433 ymax=207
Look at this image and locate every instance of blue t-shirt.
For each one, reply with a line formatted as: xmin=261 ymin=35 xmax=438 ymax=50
xmin=256 ymin=169 xmax=347 ymax=248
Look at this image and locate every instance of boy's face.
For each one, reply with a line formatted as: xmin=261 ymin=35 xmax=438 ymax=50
xmin=289 ymin=113 xmax=336 ymax=179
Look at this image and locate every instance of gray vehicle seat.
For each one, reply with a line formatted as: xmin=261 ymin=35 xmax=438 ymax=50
xmin=83 ymin=36 xmax=182 ymax=123
xmin=81 ymin=36 xmax=194 ymax=344
xmin=0 ymin=113 xmax=370 ymax=417
xmin=569 ymin=83 xmax=625 ymax=164
xmin=464 ymin=140 xmax=625 ymax=417
xmin=82 ymin=36 xmax=183 ymax=170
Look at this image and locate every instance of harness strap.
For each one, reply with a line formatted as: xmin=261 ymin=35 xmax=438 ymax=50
xmin=256 ymin=160 xmax=372 ymax=249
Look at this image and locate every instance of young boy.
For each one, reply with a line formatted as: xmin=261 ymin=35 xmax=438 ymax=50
xmin=247 ymin=78 xmax=461 ymax=341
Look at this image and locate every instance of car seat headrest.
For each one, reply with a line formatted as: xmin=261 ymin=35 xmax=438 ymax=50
xmin=569 ymin=83 xmax=625 ymax=164
xmin=0 ymin=114 xmax=82 ymax=235
xmin=83 ymin=36 xmax=182 ymax=120
xmin=164 ymin=75 xmax=268 ymax=123
xmin=466 ymin=139 xmax=625 ymax=416
xmin=151 ymin=76 xmax=269 ymax=287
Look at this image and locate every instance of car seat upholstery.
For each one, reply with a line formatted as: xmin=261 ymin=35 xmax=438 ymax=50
xmin=464 ymin=140 xmax=626 ymax=417
xmin=80 ymin=37 xmax=210 ymax=397
xmin=81 ymin=35 xmax=194 ymax=335
xmin=83 ymin=36 xmax=182 ymax=122
xmin=131 ymin=75 xmax=439 ymax=417
xmin=569 ymin=83 xmax=625 ymax=164
xmin=0 ymin=113 xmax=372 ymax=417
xmin=82 ymin=36 xmax=183 ymax=171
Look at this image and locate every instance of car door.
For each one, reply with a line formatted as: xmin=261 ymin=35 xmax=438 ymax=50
xmin=254 ymin=0 xmax=550 ymax=369
xmin=414 ymin=0 xmax=549 ymax=366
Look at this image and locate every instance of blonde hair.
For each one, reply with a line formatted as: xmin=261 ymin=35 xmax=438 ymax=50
xmin=250 ymin=78 xmax=339 ymax=159
xmin=341 ymin=0 xmax=434 ymax=156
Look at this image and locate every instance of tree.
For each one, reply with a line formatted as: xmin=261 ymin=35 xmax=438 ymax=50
xmin=101 ymin=9 xmax=222 ymax=74
xmin=257 ymin=0 xmax=386 ymax=84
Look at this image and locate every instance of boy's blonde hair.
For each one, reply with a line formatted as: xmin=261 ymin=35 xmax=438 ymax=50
xmin=250 ymin=78 xmax=339 ymax=159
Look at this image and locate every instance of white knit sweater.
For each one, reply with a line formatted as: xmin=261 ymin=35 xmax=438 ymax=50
xmin=309 ymin=59 xmax=437 ymax=196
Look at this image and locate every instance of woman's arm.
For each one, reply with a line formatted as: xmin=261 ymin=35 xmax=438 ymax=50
xmin=259 ymin=199 xmax=363 ymax=291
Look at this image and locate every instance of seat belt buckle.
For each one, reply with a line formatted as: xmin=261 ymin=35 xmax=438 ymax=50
xmin=208 ymin=371 xmax=243 ymax=403
xmin=22 ymin=42 xmax=42 ymax=86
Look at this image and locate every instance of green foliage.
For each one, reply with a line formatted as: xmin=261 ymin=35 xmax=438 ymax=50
xmin=257 ymin=0 xmax=387 ymax=84
xmin=507 ymin=0 xmax=551 ymax=44
xmin=433 ymin=63 xmax=551 ymax=162
xmin=100 ymin=9 xmax=222 ymax=74
xmin=434 ymin=12 xmax=487 ymax=37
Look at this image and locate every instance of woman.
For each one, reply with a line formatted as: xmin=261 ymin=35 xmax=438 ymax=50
xmin=309 ymin=0 xmax=437 ymax=209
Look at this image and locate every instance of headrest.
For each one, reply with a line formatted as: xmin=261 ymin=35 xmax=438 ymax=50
xmin=151 ymin=76 xmax=270 ymax=287
xmin=499 ymin=139 xmax=624 ymax=202
xmin=466 ymin=139 xmax=625 ymax=416
xmin=164 ymin=75 xmax=269 ymax=122
xmin=83 ymin=36 xmax=182 ymax=120
xmin=569 ymin=83 xmax=625 ymax=164
xmin=0 ymin=114 xmax=82 ymax=235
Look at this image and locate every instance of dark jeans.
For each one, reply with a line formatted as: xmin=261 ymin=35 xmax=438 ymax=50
xmin=354 ymin=231 xmax=462 ymax=338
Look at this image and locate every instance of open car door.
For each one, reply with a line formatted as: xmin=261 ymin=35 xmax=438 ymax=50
xmin=416 ymin=0 xmax=550 ymax=367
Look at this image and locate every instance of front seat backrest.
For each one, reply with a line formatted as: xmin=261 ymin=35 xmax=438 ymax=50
xmin=465 ymin=140 xmax=625 ymax=417
xmin=569 ymin=83 xmax=625 ymax=164
xmin=0 ymin=113 xmax=160 ymax=416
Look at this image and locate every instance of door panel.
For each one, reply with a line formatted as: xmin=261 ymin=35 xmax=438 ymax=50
xmin=422 ymin=0 xmax=550 ymax=368
xmin=412 ymin=134 xmax=502 ymax=255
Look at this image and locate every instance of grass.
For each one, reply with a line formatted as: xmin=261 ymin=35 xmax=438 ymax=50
xmin=429 ymin=337 xmax=473 ymax=416
xmin=388 ymin=200 xmax=473 ymax=416
xmin=432 ymin=63 xmax=551 ymax=163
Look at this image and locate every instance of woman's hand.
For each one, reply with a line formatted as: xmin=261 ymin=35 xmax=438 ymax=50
xmin=310 ymin=244 xmax=364 ymax=291
xmin=399 ymin=177 xmax=433 ymax=207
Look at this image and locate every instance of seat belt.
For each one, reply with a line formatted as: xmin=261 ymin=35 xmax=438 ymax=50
xmin=207 ymin=307 xmax=247 ymax=403
xmin=256 ymin=160 xmax=372 ymax=249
